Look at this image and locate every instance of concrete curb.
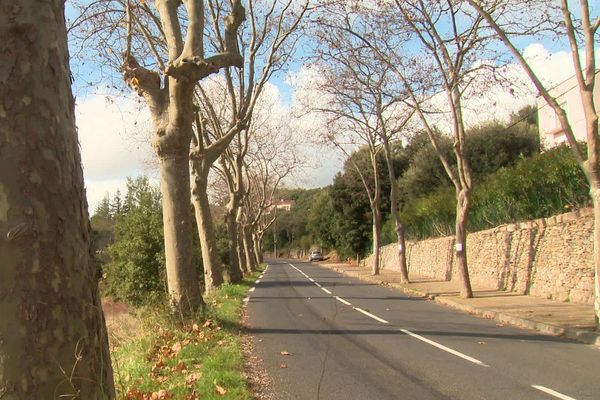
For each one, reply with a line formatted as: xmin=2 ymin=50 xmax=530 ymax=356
xmin=326 ymin=264 xmax=600 ymax=347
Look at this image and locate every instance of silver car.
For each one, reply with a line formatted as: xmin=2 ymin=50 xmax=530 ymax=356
xmin=309 ymin=250 xmax=324 ymax=262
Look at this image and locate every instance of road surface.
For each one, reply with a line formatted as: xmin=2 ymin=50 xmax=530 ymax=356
xmin=245 ymin=260 xmax=600 ymax=400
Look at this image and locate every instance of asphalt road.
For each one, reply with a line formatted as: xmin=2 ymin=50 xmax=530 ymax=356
xmin=245 ymin=259 xmax=600 ymax=400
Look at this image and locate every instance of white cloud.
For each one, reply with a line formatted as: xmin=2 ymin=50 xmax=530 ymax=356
xmin=76 ymin=91 xmax=155 ymax=211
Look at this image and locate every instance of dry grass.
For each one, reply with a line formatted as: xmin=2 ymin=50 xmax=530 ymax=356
xmin=102 ymin=299 xmax=143 ymax=349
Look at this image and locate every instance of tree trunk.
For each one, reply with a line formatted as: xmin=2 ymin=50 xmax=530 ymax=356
xmin=236 ymin=224 xmax=250 ymax=274
xmin=591 ymin=184 xmax=600 ymax=325
xmin=253 ymin=233 xmax=263 ymax=265
xmin=191 ymin=166 xmax=224 ymax=292
xmin=0 ymin=1 xmax=115 ymax=397
xmin=159 ymin=154 xmax=203 ymax=311
xmin=455 ymin=189 xmax=473 ymax=298
xmin=243 ymin=225 xmax=257 ymax=272
xmin=224 ymin=207 xmax=243 ymax=283
xmin=371 ymin=203 xmax=382 ymax=275
xmin=383 ymin=139 xmax=409 ymax=283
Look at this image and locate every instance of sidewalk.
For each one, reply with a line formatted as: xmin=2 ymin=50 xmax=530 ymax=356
xmin=318 ymin=261 xmax=600 ymax=346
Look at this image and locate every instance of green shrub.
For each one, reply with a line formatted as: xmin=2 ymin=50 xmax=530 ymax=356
xmin=102 ymin=177 xmax=167 ymax=305
xmin=397 ymin=145 xmax=590 ymax=240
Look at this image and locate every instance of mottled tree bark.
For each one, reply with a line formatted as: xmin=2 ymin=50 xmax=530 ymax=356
xmin=371 ymin=203 xmax=382 ymax=275
xmin=159 ymin=149 xmax=202 ymax=310
xmin=191 ymin=164 xmax=223 ymax=292
xmin=224 ymin=206 xmax=243 ymax=282
xmin=122 ymin=0 xmax=245 ymax=312
xmin=243 ymin=225 xmax=257 ymax=272
xmin=592 ymin=185 xmax=600 ymax=324
xmin=382 ymin=137 xmax=409 ymax=282
xmin=0 ymin=1 xmax=115 ymax=398
xmin=253 ymin=233 xmax=263 ymax=265
xmin=454 ymin=189 xmax=473 ymax=298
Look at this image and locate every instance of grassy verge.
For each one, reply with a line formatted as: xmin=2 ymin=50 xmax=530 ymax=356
xmin=108 ymin=269 xmax=261 ymax=400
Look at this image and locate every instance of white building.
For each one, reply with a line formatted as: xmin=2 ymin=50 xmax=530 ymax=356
xmin=538 ymin=70 xmax=600 ymax=149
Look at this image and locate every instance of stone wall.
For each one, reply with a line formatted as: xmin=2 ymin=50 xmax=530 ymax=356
xmin=365 ymin=209 xmax=595 ymax=305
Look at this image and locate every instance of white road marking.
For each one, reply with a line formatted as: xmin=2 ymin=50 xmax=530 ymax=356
xmin=256 ymin=279 xmax=261 ymax=283
xmin=399 ymin=329 xmax=489 ymax=367
xmin=335 ymin=296 xmax=352 ymax=306
xmin=243 ymin=297 xmax=249 ymax=303
xmin=249 ymin=287 xmax=256 ymax=292
xmin=287 ymin=262 xmax=491 ymax=369
xmin=532 ymin=385 xmax=577 ymax=400
xmin=354 ymin=307 xmax=389 ymax=324
xmin=314 ymin=282 xmax=322 ymax=288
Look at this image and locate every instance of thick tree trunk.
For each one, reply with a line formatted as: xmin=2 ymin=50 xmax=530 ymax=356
xmin=191 ymin=168 xmax=224 ymax=292
xmin=371 ymin=204 xmax=382 ymax=275
xmin=0 ymin=1 xmax=115 ymax=397
xmin=243 ymin=226 xmax=257 ymax=272
xmin=159 ymin=154 xmax=203 ymax=311
xmin=224 ymin=207 xmax=243 ymax=283
xmin=455 ymin=189 xmax=473 ymax=298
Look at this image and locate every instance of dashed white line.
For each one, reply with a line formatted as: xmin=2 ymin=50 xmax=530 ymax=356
xmin=287 ymin=262 xmax=490 ymax=369
xmin=334 ymin=296 xmax=352 ymax=306
xmin=256 ymin=279 xmax=261 ymax=283
xmin=399 ymin=329 xmax=489 ymax=367
xmin=354 ymin=307 xmax=389 ymax=324
xmin=532 ymin=385 xmax=577 ymax=400
xmin=249 ymin=287 xmax=256 ymax=292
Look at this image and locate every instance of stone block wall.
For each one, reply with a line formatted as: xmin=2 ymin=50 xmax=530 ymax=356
xmin=364 ymin=209 xmax=595 ymax=305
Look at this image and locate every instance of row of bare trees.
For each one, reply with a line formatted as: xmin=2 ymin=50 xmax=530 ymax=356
xmin=2 ymin=0 xmax=306 ymax=396
xmin=2 ymin=0 xmax=598 ymax=397
xmin=301 ymin=0 xmax=599 ymax=323
xmin=69 ymin=0 xmax=308 ymax=314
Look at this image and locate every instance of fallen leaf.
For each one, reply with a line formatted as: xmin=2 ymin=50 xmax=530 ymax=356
xmin=280 ymin=351 xmax=291 ymax=356
xmin=151 ymin=360 xmax=165 ymax=373
xmin=477 ymin=341 xmax=487 ymax=345
xmin=192 ymin=323 xmax=200 ymax=332
xmin=172 ymin=361 xmax=187 ymax=372
xmin=186 ymin=371 xmax=202 ymax=386
xmin=151 ymin=390 xmax=172 ymax=399
xmin=171 ymin=341 xmax=182 ymax=356
xmin=124 ymin=387 xmax=144 ymax=400
xmin=279 ymin=363 xmax=288 ymax=368
xmin=496 ymin=323 xmax=505 ymax=327
xmin=203 ymin=320 xmax=212 ymax=328
xmin=214 ymin=382 xmax=227 ymax=396
xmin=185 ymin=390 xmax=199 ymax=400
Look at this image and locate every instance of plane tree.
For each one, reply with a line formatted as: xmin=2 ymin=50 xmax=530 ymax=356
xmin=0 ymin=1 xmax=114 ymax=397
xmin=300 ymin=6 xmax=414 ymax=275
xmin=466 ymin=0 xmax=600 ymax=321
xmin=70 ymin=0 xmax=246 ymax=311
xmin=192 ymin=0 xmax=309 ymax=284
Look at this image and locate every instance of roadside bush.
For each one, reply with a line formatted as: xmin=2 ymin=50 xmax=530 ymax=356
xmin=102 ymin=177 xmax=166 ymax=305
xmin=398 ymin=145 xmax=589 ymax=240
xmin=470 ymin=145 xmax=589 ymax=230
